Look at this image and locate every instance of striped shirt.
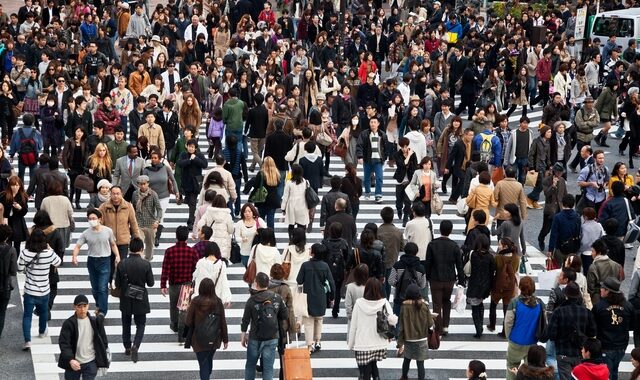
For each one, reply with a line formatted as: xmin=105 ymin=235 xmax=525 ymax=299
xmin=17 ymin=248 xmax=61 ymax=297
xmin=370 ymin=134 xmax=381 ymax=160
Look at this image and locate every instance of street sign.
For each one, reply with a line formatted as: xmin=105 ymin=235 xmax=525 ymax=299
xmin=575 ymin=6 xmax=588 ymax=40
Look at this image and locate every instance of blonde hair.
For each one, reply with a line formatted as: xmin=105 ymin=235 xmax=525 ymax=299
xmin=88 ymin=143 xmax=112 ymax=176
xmin=261 ymin=156 xmax=281 ymax=187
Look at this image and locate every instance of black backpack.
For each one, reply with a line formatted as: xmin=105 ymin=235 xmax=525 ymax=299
xmin=194 ymin=311 xmax=222 ymax=350
xmin=326 ymin=242 xmax=346 ymax=280
xmin=395 ymin=266 xmax=418 ymax=303
xmin=255 ymin=296 xmax=279 ymax=341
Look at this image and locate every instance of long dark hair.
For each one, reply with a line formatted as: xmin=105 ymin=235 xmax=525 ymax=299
xmin=473 ymin=234 xmax=491 ymax=255
xmin=26 ymin=229 xmax=48 ymax=252
xmin=504 ymin=203 xmax=521 ymax=226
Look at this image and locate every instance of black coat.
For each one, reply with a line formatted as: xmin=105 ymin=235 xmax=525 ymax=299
xmin=0 ymin=243 xmax=17 ymax=300
xmin=348 ymin=245 xmax=385 ymax=280
xmin=356 ymin=129 xmax=389 ymax=162
xmin=299 ymin=155 xmax=324 ymax=190
xmin=26 ymin=165 xmax=50 ymax=209
xmin=58 ymin=314 xmax=109 ymax=370
xmin=246 ymin=104 xmax=269 ymax=139
xmin=425 ymin=237 xmax=465 ymax=284
xmin=393 ymin=150 xmax=418 ymax=183
xmin=466 ymin=250 xmax=495 ymax=299
xmin=297 ymin=259 xmax=336 ymax=317
xmin=0 ymin=192 xmax=27 ymax=242
xmin=446 ymin=139 xmax=466 ymax=177
xmin=176 ymin=152 xmax=208 ymax=194
xmin=157 ymin=112 xmax=180 ymax=151
xmin=244 ymin=172 xmax=281 ymax=210
xmin=332 ymin=95 xmax=358 ymax=127
xmin=115 ymin=254 xmax=154 ymax=315
xmin=325 ymin=211 xmax=357 ymax=248
xmin=264 ymin=130 xmax=293 ymax=171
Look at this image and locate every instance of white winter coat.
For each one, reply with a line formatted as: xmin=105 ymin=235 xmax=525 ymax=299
xmin=192 ymin=258 xmax=232 ymax=304
xmin=196 ymin=206 xmax=234 ymax=259
xmin=247 ymin=244 xmax=282 ymax=277
xmin=282 ymin=180 xmax=310 ymax=226
xmin=348 ymin=298 xmax=397 ymax=351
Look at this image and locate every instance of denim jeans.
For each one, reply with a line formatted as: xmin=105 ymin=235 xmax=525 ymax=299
xmin=87 ymin=256 xmax=111 ymax=315
xmin=245 ymin=338 xmax=278 ymax=380
xmin=122 ymin=313 xmax=147 ymax=349
xmin=258 ymin=206 xmax=276 ymax=229
xmin=514 ymin=157 xmax=529 ymax=184
xmin=603 ymin=349 xmax=625 ymax=380
xmin=384 ymin=268 xmax=392 ymax=299
xmin=23 ymin=293 xmax=49 ymax=342
xmin=527 ymin=76 xmax=537 ymax=103
xmin=64 ymin=360 xmax=97 ymax=380
xmin=277 ymin=170 xmax=287 ymax=199
xmin=363 ymin=161 xmax=383 ymax=197
xmin=545 ymin=340 xmax=560 ymax=380
xmin=225 ymin=129 xmax=244 ymax=156
xmin=196 ymin=350 xmax=216 ymax=380
xmin=18 ymin=162 xmax=35 ymax=180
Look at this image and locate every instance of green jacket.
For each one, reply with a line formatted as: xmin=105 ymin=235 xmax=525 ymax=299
xmin=397 ymin=300 xmax=433 ymax=348
xmin=107 ymin=139 xmax=128 ymax=165
xmin=222 ymin=98 xmax=245 ymax=132
xmin=595 ymin=87 xmax=618 ymax=120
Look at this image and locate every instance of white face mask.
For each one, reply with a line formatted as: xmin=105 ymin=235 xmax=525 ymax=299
xmin=352 ymin=119 xmax=359 ymax=125
xmin=88 ymin=220 xmax=99 ymax=228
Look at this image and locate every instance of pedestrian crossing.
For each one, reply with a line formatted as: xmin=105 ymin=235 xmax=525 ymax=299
xmin=13 ymin=105 xmax=635 ymax=380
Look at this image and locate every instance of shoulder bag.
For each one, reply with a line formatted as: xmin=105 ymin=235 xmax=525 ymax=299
xmin=282 ymin=248 xmax=292 ymax=280
xmin=624 ymin=198 xmax=640 ymax=244
xmin=376 ymin=304 xmax=395 ymax=339
xmin=230 ymin=233 xmax=242 ymax=264
xmin=243 ymin=245 xmax=258 ymax=284
xmin=74 ymin=174 xmax=95 ymax=192
xmin=249 ymin=172 xmax=268 ymax=204
xmin=304 ymin=180 xmax=320 ymax=209
xmin=430 ymin=174 xmax=443 ymax=215
xmin=316 ymin=124 xmax=333 ymax=146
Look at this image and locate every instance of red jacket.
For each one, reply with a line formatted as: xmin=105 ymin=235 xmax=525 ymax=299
xmin=535 ymin=57 xmax=552 ymax=82
xmin=258 ymin=9 xmax=276 ymax=28
xmin=571 ymin=361 xmax=610 ymax=380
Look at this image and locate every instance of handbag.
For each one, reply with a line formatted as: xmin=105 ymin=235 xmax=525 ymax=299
xmin=475 ymin=95 xmax=489 ymax=109
xmin=624 ymin=198 xmax=640 ymax=244
xmin=11 ymin=101 xmax=23 ymax=119
xmin=304 ymin=180 xmax=320 ymax=209
xmin=456 ymin=197 xmax=469 ymax=217
xmin=519 ymin=255 xmax=533 ymax=275
xmin=230 ymin=235 xmax=242 ymax=264
xmin=431 ymin=192 xmax=443 ymax=215
xmin=535 ymin=301 xmax=548 ymax=343
xmin=177 ymin=283 xmax=194 ymax=311
xmin=74 ymin=174 xmax=95 ymax=192
xmin=249 ymin=173 xmax=268 ymax=204
xmin=293 ymin=285 xmax=309 ymax=318
xmin=282 ymin=248 xmax=292 ymax=279
xmin=243 ymin=245 xmax=258 ymax=284
xmin=525 ymin=170 xmax=538 ymax=187
xmin=452 ymin=285 xmax=466 ymax=314
xmin=545 ymin=257 xmax=559 ymax=271
xmin=315 ymin=124 xmax=333 ymax=146
xmin=109 ymin=282 xmax=121 ymax=298
xmin=334 ymin=138 xmax=348 ymax=159
xmin=126 ymin=284 xmax=146 ymax=300
xmin=428 ymin=329 xmax=441 ymax=350
xmin=491 ymin=166 xmax=505 ymax=185
xmin=376 ymin=304 xmax=395 ymax=339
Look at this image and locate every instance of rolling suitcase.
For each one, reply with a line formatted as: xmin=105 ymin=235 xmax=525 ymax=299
xmin=282 ymin=334 xmax=312 ymax=380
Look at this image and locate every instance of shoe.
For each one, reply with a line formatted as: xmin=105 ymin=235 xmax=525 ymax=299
xmin=332 ymin=311 xmax=338 ymax=319
xmin=620 ymin=149 xmax=625 ymax=156
xmin=314 ymin=342 xmax=321 ymax=352
xmin=256 ymin=365 xmax=263 ymax=373
xmin=497 ymin=331 xmax=506 ymax=338
xmin=601 ymin=141 xmax=610 ymax=147
xmin=170 ymin=325 xmax=178 ymax=333
xmin=626 ymin=243 xmax=634 ymax=249
xmin=473 ymin=332 xmax=482 ymax=338
xmin=526 ymin=198 xmax=535 ymax=209
xmin=569 ymin=165 xmax=578 ymax=173
xmin=74 ymin=202 xmax=81 ymax=210
xmin=308 ymin=345 xmax=316 ymax=354
xmin=442 ymin=327 xmax=449 ymax=336
xmin=364 ymin=194 xmax=371 ymax=200
xmin=442 ymin=187 xmax=448 ymax=194
xmin=486 ymin=325 xmax=495 ymax=332
xmin=375 ymin=196 xmax=383 ymax=204
xmin=38 ymin=329 xmax=48 ymax=338
xmin=131 ymin=346 xmax=139 ymax=363
xmin=22 ymin=342 xmax=31 ymax=351
xmin=125 ymin=347 xmax=131 ymax=356
xmin=538 ymin=240 xmax=545 ymax=252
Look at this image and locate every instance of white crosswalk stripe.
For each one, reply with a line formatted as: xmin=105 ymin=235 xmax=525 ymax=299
xmin=13 ymin=103 xmax=633 ymax=380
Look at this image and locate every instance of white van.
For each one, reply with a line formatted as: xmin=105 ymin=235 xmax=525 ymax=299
xmin=591 ymin=9 xmax=640 ymax=53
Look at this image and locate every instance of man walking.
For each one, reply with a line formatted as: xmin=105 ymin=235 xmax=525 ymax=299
xmin=99 ymin=186 xmax=140 ymax=261
xmin=504 ymin=117 xmax=534 ymax=183
xmin=113 ymin=144 xmax=145 ymax=202
xmin=577 ymin=149 xmax=610 ymax=214
xmin=356 ymin=117 xmax=389 ymax=203
xmin=9 ymin=113 xmax=42 ymax=179
xmin=160 ymin=226 xmax=199 ymax=340
xmin=131 ymin=176 xmax=162 ymax=261
xmin=241 ymin=272 xmax=288 ymax=380
xmin=115 ymin=238 xmax=154 ymax=363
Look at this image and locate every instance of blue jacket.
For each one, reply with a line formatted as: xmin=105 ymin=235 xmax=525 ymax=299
xmin=445 ymin=21 xmax=463 ymax=40
xmin=472 ymin=130 xmax=502 ymax=167
xmin=80 ymin=22 xmax=97 ymax=47
xmin=9 ymin=126 xmax=42 ymax=158
xmin=599 ymin=196 xmax=634 ymax=237
xmin=549 ymin=209 xmax=581 ymax=252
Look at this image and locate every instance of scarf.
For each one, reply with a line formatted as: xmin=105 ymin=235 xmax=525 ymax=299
xmin=97 ymin=192 xmax=110 ymax=203
xmin=556 ymin=132 xmax=566 ymax=147
xmin=136 ymin=189 xmax=151 ymax=211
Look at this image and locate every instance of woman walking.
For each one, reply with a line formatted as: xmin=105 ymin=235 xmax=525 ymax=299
xmin=296 ymin=243 xmax=335 ymax=354
xmin=282 ymin=164 xmax=310 ymax=232
xmin=61 ymin=126 xmax=88 ymax=209
xmin=86 ymin=143 xmax=113 ymax=206
xmin=0 ymin=176 xmax=28 ymax=252
xmin=197 ymin=195 xmax=234 ymax=260
xmin=348 ymin=278 xmax=397 ymax=380
xmin=487 ymin=237 xmax=520 ymax=337
xmin=492 ymin=203 xmax=526 ymax=255
xmin=408 ymin=156 xmax=440 ymax=218
xmin=144 ymin=149 xmax=178 ymax=246
xmin=397 ymin=283 xmax=434 ymax=380
xmin=345 ymin=263 xmax=369 ymax=340
xmin=192 ymin=242 xmax=232 ymax=307
xmin=283 ymin=227 xmax=311 ymax=291
xmin=244 ymin=156 xmax=281 ymax=228
xmin=31 ymin=210 xmax=65 ymax=319
xmin=247 ymin=228 xmax=281 ymax=278
xmin=341 ymin=163 xmax=363 ymax=220
xmin=234 ymin=203 xmax=266 ymax=267
xmin=466 ymin=234 xmax=496 ymax=338
xmin=436 ymin=116 xmax=463 ymax=194
xmin=185 ymin=278 xmax=229 ymax=380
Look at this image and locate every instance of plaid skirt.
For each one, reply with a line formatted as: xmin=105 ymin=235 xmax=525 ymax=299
xmin=354 ymin=349 xmax=387 ymax=366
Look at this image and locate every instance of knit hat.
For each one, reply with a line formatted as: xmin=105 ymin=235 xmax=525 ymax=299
xmin=405 ymin=284 xmax=422 ymax=301
xmin=97 ymin=179 xmax=112 ymax=190
xmin=563 ymin=282 xmax=581 ymax=299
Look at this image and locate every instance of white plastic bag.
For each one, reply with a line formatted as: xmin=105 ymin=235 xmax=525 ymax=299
xmin=456 ymin=198 xmax=469 ymax=217
xmin=452 ymin=286 xmax=466 ymax=314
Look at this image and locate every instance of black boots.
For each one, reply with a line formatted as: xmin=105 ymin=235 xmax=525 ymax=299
xmin=472 ymin=304 xmax=484 ymax=338
xmin=155 ymin=225 xmax=163 ymax=247
xmin=595 ymin=131 xmax=610 ymax=147
xmin=487 ymin=302 xmax=497 ymax=332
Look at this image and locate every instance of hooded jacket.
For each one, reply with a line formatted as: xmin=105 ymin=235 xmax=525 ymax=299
xmin=196 ymin=207 xmax=234 ymax=260
xmin=240 ymin=289 xmax=288 ymax=341
xmin=184 ymin=294 xmax=228 ymax=352
xmin=348 ymin=297 xmax=396 ymax=351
